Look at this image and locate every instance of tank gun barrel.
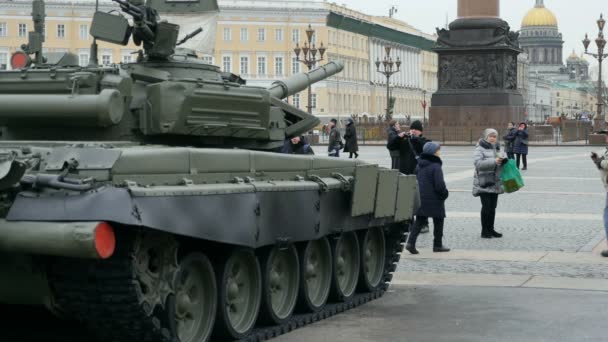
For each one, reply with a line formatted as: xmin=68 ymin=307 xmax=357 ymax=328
xmin=267 ymin=61 xmax=344 ymax=99
xmin=112 ymin=0 xmax=144 ymax=20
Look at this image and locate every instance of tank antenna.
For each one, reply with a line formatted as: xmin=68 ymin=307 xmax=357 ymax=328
xmin=88 ymin=0 xmax=99 ymax=67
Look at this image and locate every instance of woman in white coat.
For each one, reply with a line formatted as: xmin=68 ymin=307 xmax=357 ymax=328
xmin=473 ymin=128 xmax=508 ymax=239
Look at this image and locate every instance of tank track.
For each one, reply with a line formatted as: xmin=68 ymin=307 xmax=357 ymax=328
xmin=45 ymin=222 xmax=408 ymax=342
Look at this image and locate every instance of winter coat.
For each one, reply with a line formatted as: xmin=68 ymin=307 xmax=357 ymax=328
xmin=594 ymin=147 xmax=608 ymax=192
xmin=513 ymin=123 xmax=529 ymax=155
xmin=503 ymin=128 xmax=516 ymax=153
xmin=343 ymin=122 xmax=359 ymax=153
xmin=386 ymin=126 xmax=401 ymax=158
xmin=328 ymin=126 xmax=342 ymax=152
xmin=415 ymin=153 xmax=449 ymax=218
xmin=473 ymin=139 xmax=505 ymax=196
xmin=280 ymin=138 xmax=314 ymax=155
xmin=399 ymin=135 xmax=429 ymax=175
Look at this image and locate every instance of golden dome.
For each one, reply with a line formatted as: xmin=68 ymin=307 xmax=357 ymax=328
xmin=567 ymin=50 xmax=579 ymax=61
xmin=521 ymin=1 xmax=558 ymax=27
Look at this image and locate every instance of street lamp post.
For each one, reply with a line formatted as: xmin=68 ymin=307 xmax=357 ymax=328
xmin=375 ymin=46 xmax=401 ymax=122
xmin=582 ymin=14 xmax=606 ymax=129
xmin=422 ymin=90 xmax=427 ymax=125
xmin=293 ymin=24 xmax=326 ymax=114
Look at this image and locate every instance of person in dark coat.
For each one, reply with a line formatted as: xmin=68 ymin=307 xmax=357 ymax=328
xmin=280 ymin=136 xmax=314 ymax=155
xmin=397 ymin=120 xmax=429 ymax=175
xmin=513 ymin=122 xmax=529 ymax=170
xmin=405 ymin=142 xmax=450 ymax=254
xmin=503 ymin=122 xmax=516 ymax=160
xmin=386 ymin=120 xmax=401 ymax=169
xmin=327 ymin=118 xmax=342 ymax=157
xmin=343 ymin=118 xmax=359 ymax=159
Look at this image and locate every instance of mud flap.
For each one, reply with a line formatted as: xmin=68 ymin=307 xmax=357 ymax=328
xmin=350 ymin=164 xmax=378 ymax=217
xmin=394 ymin=175 xmax=418 ymax=222
xmin=374 ymin=170 xmax=399 ymax=218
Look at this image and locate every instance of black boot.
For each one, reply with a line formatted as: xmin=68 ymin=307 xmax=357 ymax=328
xmin=491 ymin=230 xmax=503 ymax=238
xmin=601 ymin=250 xmax=608 ymax=257
xmin=405 ymin=244 xmax=419 ymax=255
xmin=433 ymin=246 xmax=451 ymax=252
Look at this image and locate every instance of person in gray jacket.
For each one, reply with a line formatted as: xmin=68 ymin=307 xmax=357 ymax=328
xmin=473 ymin=128 xmax=507 ymax=239
xmin=591 ymin=132 xmax=608 ymax=257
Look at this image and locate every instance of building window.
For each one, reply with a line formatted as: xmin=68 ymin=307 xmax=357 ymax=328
xmin=79 ymin=24 xmax=88 ymax=40
xmin=240 ymin=56 xmax=249 ymax=75
xmin=79 ymin=53 xmax=89 ymax=67
xmin=57 ymin=24 xmax=65 ymax=39
xmin=291 ymin=57 xmax=300 ymax=74
xmin=122 ymin=54 xmax=133 ymax=63
xmin=257 ymin=28 xmax=265 ymax=41
xmin=0 ymin=52 xmax=7 ymax=70
xmin=101 ymin=50 xmax=112 ymax=65
xmin=223 ymin=27 xmax=231 ymax=41
xmin=311 ymin=94 xmax=317 ymax=109
xmin=240 ymin=28 xmax=248 ymax=41
xmin=0 ymin=23 xmax=7 ymax=37
xmin=257 ymin=56 xmax=266 ymax=75
xmin=18 ymin=23 xmax=27 ymax=38
xmin=222 ymin=56 xmax=232 ymax=73
xmin=202 ymin=55 xmax=213 ymax=64
xmin=292 ymin=29 xmax=299 ymax=43
xmin=275 ymin=29 xmax=283 ymax=41
xmin=274 ymin=56 xmax=284 ymax=76
xmin=293 ymin=93 xmax=300 ymax=109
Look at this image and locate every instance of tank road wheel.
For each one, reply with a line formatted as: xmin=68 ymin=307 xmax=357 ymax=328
xmin=358 ymin=227 xmax=386 ymax=292
xmin=213 ymin=248 xmax=262 ymax=339
xmin=259 ymin=245 xmax=300 ymax=325
xmin=173 ymin=253 xmax=217 ymax=342
xmin=297 ymin=237 xmax=332 ymax=312
xmin=330 ymin=232 xmax=360 ymax=301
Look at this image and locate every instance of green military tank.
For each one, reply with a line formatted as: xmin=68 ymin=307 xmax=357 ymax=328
xmin=0 ymin=1 xmax=418 ymax=341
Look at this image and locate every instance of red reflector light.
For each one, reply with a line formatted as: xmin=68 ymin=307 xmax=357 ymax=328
xmin=94 ymin=222 xmax=116 ymax=259
xmin=10 ymin=52 xmax=30 ymax=69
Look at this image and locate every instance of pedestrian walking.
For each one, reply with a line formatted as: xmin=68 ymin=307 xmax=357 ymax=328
xmin=387 ymin=120 xmax=401 ymax=169
xmin=406 ymin=142 xmax=450 ymax=254
xmin=280 ymin=135 xmax=314 ymax=155
xmin=327 ymin=118 xmax=342 ymax=157
xmin=590 ymin=132 xmax=608 ymax=257
xmin=513 ymin=122 xmax=529 ymax=170
xmin=343 ymin=118 xmax=359 ymax=159
xmin=473 ymin=128 xmax=507 ymax=239
xmin=503 ymin=122 xmax=516 ymax=160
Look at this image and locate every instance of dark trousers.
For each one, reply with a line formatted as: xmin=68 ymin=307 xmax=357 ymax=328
xmin=480 ymin=193 xmax=499 ymax=235
xmin=349 ymin=152 xmax=359 ymax=159
xmin=516 ymin=153 xmax=527 ymax=169
xmin=391 ymin=156 xmax=400 ymax=170
xmin=407 ymin=216 xmax=444 ymax=248
xmin=507 ymin=152 xmax=515 ymax=160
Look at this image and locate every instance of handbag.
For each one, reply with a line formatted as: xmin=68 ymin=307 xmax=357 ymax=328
xmin=521 ymin=138 xmax=529 ymax=145
xmin=501 ymin=159 xmax=524 ymax=193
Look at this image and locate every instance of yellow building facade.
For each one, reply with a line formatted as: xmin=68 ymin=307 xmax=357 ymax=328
xmin=0 ymin=0 xmax=438 ymax=122
xmin=0 ymin=0 xmax=139 ymax=68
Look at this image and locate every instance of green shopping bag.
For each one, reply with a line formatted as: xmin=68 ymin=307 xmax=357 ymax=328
xmin=501 ymin=159 xmax=524 ymax=193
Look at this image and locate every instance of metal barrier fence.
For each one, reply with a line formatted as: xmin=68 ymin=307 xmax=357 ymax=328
xmin=314 ymin=123 xmax=595 ymax=146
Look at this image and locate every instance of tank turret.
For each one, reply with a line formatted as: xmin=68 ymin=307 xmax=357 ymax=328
xmin=1 ymin=0 xmax=343 ymax=150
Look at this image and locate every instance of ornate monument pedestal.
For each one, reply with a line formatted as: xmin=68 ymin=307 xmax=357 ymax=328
xmin=429 ymin=0 xmax=525 ymax=133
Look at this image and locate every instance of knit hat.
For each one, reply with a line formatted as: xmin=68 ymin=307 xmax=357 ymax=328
xmin=410 ymin=120 xmax=424 ymax=132
xmin=330 ymin=118 xmax=337 ymax=124
xmin=422 ymin=141 xmax=441 ymax=155
xmin=483 ymin=128 xmax=498 ymax=141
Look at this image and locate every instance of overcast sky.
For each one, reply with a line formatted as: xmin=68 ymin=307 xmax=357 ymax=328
xmin=341 ymin=0 xmax=605 ymax=67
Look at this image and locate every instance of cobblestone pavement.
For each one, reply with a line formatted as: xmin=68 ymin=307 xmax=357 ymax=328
xmin=355 ymin=145 xmax=608 ymax=281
